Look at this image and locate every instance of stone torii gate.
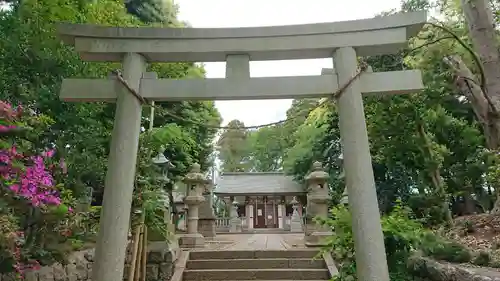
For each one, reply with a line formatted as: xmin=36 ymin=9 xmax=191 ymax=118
xmin=57 ymin=11 xmax=426 ymax=281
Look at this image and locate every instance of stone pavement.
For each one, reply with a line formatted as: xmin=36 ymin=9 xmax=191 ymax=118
xmin=202 ymin=233 xmax=306 ymax=251
xmin=224 ymin=234 xmax=288 ymax=250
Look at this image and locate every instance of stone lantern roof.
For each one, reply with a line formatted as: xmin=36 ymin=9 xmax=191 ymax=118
xmin=305 ymin=161 xmax=329 ymax=182
xmin=183 ymin=163 xmax=210 ymax=184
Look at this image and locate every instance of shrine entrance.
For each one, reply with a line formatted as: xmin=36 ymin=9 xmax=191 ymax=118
xmin=214 ymin=172 xmax=306 ymax=230
xmin=57 ymin=11 xmax=427 ymax=281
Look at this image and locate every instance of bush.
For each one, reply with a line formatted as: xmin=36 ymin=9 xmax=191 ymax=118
xmin=407 ymin=194 xmax=450 ymax=227
xmin=317 ymin=204 xmax=478 ymax=281
xmin=0 ymin=101 xmax=78 ymax=276
xmin=418 ymin=232 xmax=472 ymax=263
xmin=472 ymin=251 xmax=491 ymax=266
xmin=489 ymin=260 xmax=500 ymax=268
xmin=317 ymin=204 xmax=424 ymax=281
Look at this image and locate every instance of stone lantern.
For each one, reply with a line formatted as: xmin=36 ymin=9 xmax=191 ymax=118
xmin=151 ymin=151 xmax=175 ymax=234
xmin=290 ymin=196 xmax=303 ymax=232
xmin=179 ymin=163 xmax=207 ymax=248
xmin=304 ymin=161 xmax=333 ymax=246
xmin=76 ymin=185 xmax=93 ymax=212
xmin=198 ymin=181 xmax=216 ymax=238
xmin=230 ymin=199 xmax=241 ymax=232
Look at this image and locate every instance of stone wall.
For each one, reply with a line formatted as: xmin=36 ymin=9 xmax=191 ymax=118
xmin=0 ymin=244 xmax=177 ymax=281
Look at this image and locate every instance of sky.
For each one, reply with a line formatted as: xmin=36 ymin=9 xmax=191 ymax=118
xmin=175 ymin=0 xmax=403 ymax=126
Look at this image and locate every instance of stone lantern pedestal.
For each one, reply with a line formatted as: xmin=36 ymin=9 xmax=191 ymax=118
xmin=198 ymin=182 xmax=216 ymax=239
xmin=304 ymin=161 xmax=333 ymax=247
xmin=179 ymin=163 xmax=206 ymax=248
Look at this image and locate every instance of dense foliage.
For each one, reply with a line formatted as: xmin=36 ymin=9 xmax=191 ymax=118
xmin=316 ymin=205 xmax=498 ymax=281
xmin=0 ymin=0 xmax=221 ymax=275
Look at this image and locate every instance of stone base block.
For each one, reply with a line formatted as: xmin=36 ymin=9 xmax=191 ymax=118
xmin=304 ymin=231 xmax=333 ymax=247
xmin=179 ymin=233 xmax=205 ymax=248
xmin=290 ymin=219 xmax=303 ymax=232
xmin=229 ymin=218 xmax=242 ymax=233
xmin=230 ymin=226 xmax=242 ymax=233
xmin=168 ymin=236 xmax=180 ymax=258
xmin=198 ymin=219 xmax=216 ymax=238
xmin=304 ymin=222 xmax=315 ymax=236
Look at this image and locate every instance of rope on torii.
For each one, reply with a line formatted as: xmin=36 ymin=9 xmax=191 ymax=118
xmin=109 ymin=60 xmax=370 ymax=131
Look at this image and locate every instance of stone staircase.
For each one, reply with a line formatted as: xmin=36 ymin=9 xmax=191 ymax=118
xmin=180 ymin=250 xmax=332 ymax=281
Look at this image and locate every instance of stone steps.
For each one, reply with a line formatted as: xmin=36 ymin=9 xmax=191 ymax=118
xmin=186 ymin=258 xmax=325 ymax=269
xmin=189 ymin=249 xmax=318 ymax=260
xmin=183 ymin=250 xmax=331 ymax=281
xmin=183 ymin=268 xmax=330 ymax=280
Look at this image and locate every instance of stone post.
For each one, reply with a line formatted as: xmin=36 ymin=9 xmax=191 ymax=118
xmin=340 ymin=186 xmax=349 ymax=206
xmin=246 ymin=199 xmax=254 ymax=230
xmin=92 ymin=53 xmax=146 ymax=281
xmin=76 ymin=185 xmax=93 ymax=212
xmin=229 ymin=199 xmax=241 ymax=232
xmin=179 ymin=163 xmax=206 ymax=248
xmin=333 ymin=47 xmax=390 ymax=281
xmin=278 ymin=196 xmax=285 ymax=229
xmin=198 ymin=182 xmax=216 ymax=239
xmin=290 ymin=196 xmax=303 ymax=232
xmin=176 ymin=207 xmax=187 ymax=232
xmin=338 ymin=155 xmax=349 ymax=206
xmin=304 ymin=161 xmax=332 ymax=246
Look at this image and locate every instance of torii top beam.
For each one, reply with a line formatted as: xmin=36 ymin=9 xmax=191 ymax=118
xmin=57 ymin=11 xmax=427 ymax=62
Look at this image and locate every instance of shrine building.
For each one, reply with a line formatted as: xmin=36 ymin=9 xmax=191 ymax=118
xmin=214 ymin=172 xmax=307 ymax=230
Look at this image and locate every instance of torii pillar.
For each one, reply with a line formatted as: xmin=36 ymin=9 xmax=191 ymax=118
xmin=334 ymin=47 xmax=390 ymax=280
xmin=56 ymin=11 xmax=426 ymax=281
xmin=92 ymin=53 xmax=145 ymax=281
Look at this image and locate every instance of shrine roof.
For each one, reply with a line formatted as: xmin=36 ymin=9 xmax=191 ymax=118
xmin=214 ymin=172 xmax=305 ymax=195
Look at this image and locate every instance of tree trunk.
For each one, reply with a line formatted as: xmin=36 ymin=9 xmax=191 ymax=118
xmin=463 ymin=193 xmax=477 ymax=215
xmin=416 ymin=123 xmax=452 ymax=222
xmin=443 ymin=55 xmax=500 ymax=149
xmin=443 ymin=55 xmax=500 ymax=214
xmin=461 ymin=0 xmax=500 ymax=110
xmin=461 ymin=0 xmax=500 ymax=214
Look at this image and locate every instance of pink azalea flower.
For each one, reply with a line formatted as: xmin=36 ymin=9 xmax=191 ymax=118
xmin=0 ymin=124 xmax=17 ymax=132
xmin=43 ymin=149 xmax=55 ymax=158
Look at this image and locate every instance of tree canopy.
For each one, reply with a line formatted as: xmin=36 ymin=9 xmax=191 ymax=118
xmin=0 ymin=0 xmax=221 ymax=202
xmin=2 ymin=0 xmax=500 ymax=279
xmin=213 ymin=0 xmax=500 ymax=223
xmin=0 ymin=0 xmax=221 ymax=272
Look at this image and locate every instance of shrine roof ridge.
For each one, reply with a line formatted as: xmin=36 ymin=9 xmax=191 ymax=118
xmin=215 ymin=172 xmax=304 ymax=195
xmin=57 ymin=11 xmax=426 ymax=43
